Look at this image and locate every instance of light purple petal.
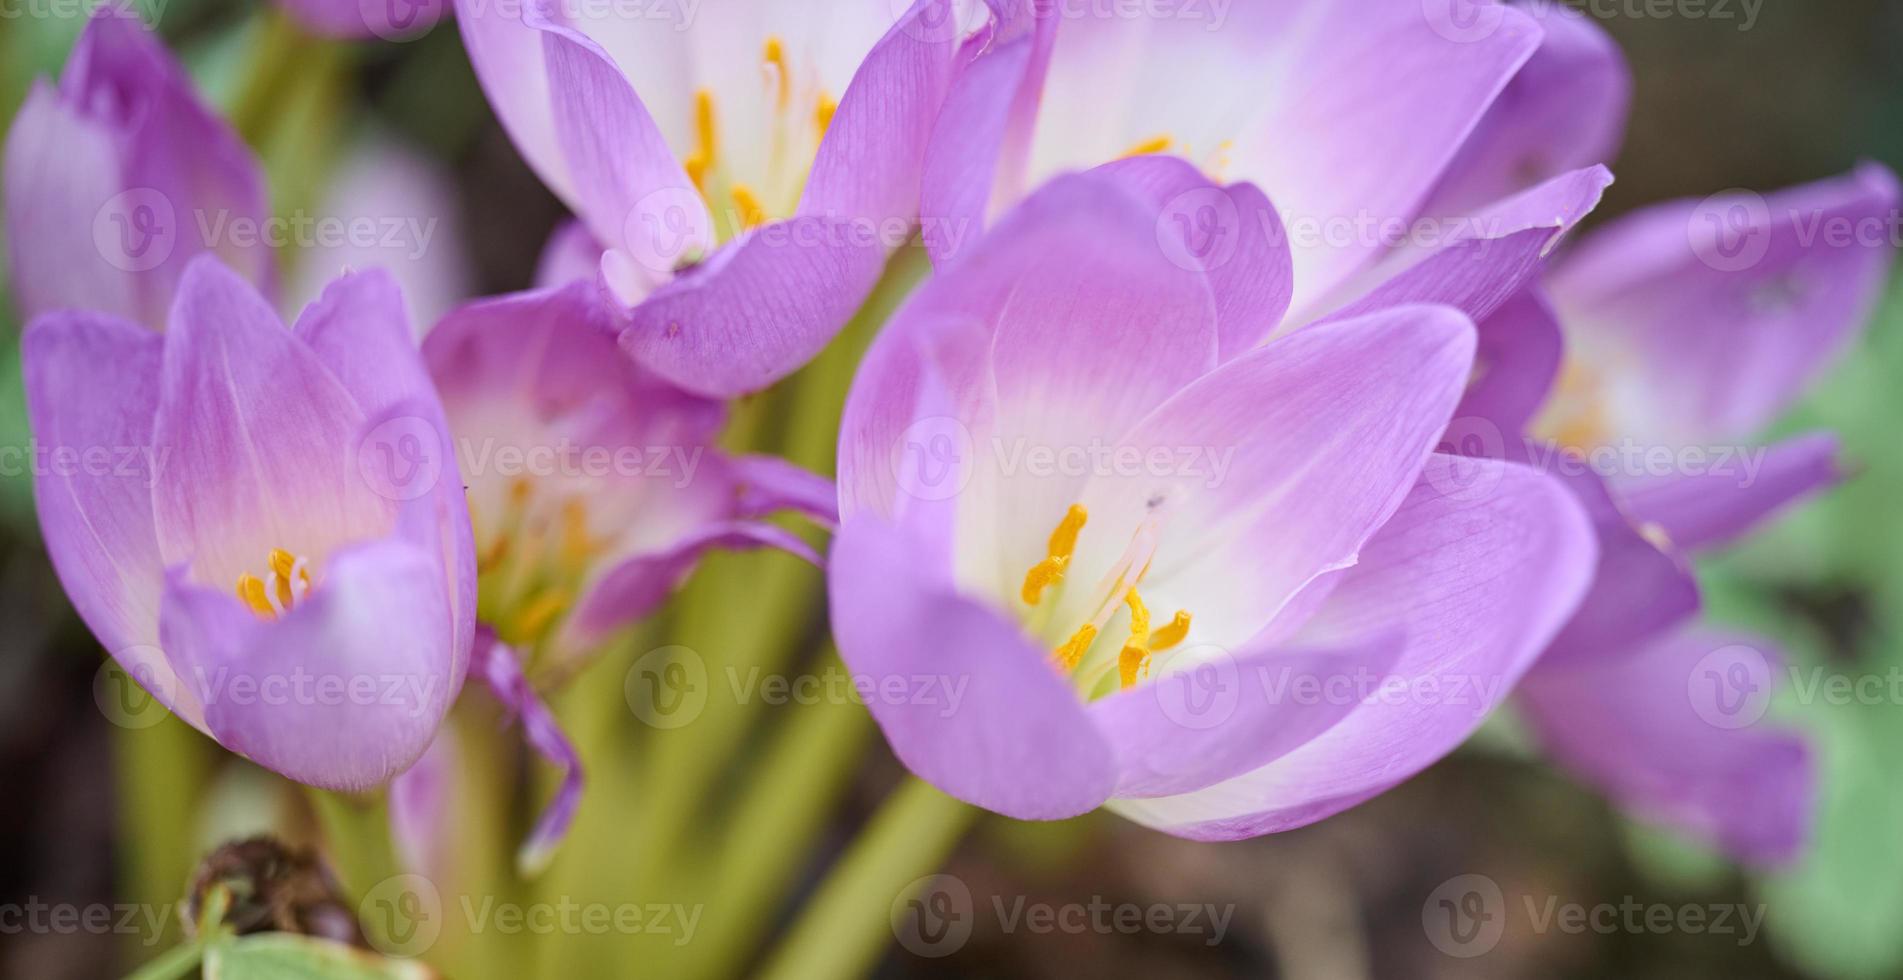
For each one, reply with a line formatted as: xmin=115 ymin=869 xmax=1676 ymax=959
xmin=1111 ymin=454 xmax=1596 ymax=840
xmin=1548 ymin=164 xmax=1900 ymax=446
xmin=158 ymin=537 xmax=455 ymax=792
xmin=151 ymin=258 xmax=394 ymax=588
xmin=829 ymin=515 xmax=1116 ymax=820
xmin=1454 ymin=286 xmax=1563 ymax=436
xmin=22 ymin=309 xmax=196 ymax=722
xmin=456 ymin=0 xmax=577 ymax=204
xmin=1087 ymin=155 xmax=1294 ymax=359
xmin=1617 ymin=432 xmax=1843 ymax=553
xmin=1422 ymin=5 xmax=1630 ymax=217
xmin=1533 ymin=461 xmax=1700 ymax=671
xmin=617 ymin=215 xmax=888 ymax=397
xmin=4 ymin=10 xmax=272 ymax=328
xmin=918 ymin=7 xmax=1048 ymax=263
xmin=533 ymin=220 xmax=602 ymax=289
xmin=294 ymin=267 xmax=477 ymax=696
xmin=471 ymin=629 xmax=583 ymax=875
xmin=1519 ymin=627 xmax=1813 ymax=865
xmin=1085 ymin=305 xmax=1476 ymax=651
xmin=1321 ymin=166 xmax=1612 ymax=326
xmin=567 ymin=520 xmax=818 ymax=645
xmin=1089 ymin=636 xmax=1402 ymax=799
xmin=798 ymin=0 xmax=959 ymax=225
xmin=730 ymin=454 xmax=839 ymax=528
xmin=389 ymin=725 xmax=459 ymax=879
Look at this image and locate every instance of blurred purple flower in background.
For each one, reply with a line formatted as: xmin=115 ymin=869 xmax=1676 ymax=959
xmin=1439 ymin=5 xmax=1901 ymax=864
xmin=3 ymin=9 xmax=273 ymax=330
xmin=23 ymin=258 xmax=475 ymax=791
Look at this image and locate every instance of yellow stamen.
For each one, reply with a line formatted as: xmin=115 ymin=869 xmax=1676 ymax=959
xmin=237 ymin=574 xmax=276 ymax=620
xmin=512 ymin=588 xmax=571 ymax=643
xmin=1149 ymin=610 xmax=1192 ymax=652
xmin=764 ymin=36 xmax=790 ymax=109
xmin=559 ymin=498 xmax=599 ymax=565
xmin=1020 ymin=505 xmax=1089 ymax=606
xmin=268 ymin=548 xmax=297 ymax=580
xmin=1052 ymin=623 xmax=1097 ymax=671
xmin=686 ymin=89 xmax=718 ymax=192
xmin=1121 ymin=134 xmax=1172 ymax=158
xmin=814 ymin=92 xmax=837 ymax=135
xmin=1020 ymin=555 xmax=1068 ymax=605
xmin=1118 ymin=641 xmax=1149 ymax=688
xmin=1124 ymin=588 xmax=1150 ymax=638
xmin=730 ymin=184 xmax=766 ymax=228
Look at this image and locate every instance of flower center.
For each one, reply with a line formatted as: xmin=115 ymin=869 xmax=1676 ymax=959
xmin=684 ymin=36 xmax=838 ymax=241
xmin=1020 ymin=504 xmax=1192 ymax=692
xmin=1534 ymin=359 xmax=1612 ymax=454
xmin=475 ymin=478 xmax=609 ymax=649
xmin=234 ymin=548 xmax=314 ymax=621
xmin=1116 ymin=133 xmax=1235 ymax=178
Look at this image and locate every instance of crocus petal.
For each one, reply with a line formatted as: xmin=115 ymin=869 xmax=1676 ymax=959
xmin=151 ymin=258 xmax=395 ymax=588
xmin=1087 ymin=155 xmax=1294 ymax=359
xmin=1531 ymin=461 xmax=1700 ymax=671
xmin=22 ymin=310 xmax=197 ymax=722
xmin=294 ymin=267 xmax=477 ymax=694
xmin=389 ymin=726 xmax=459 ymax=880
xmin=471 ymin=630 xmax=583 ymax=875
xmin=1548 ymin=164 xmax=1900 ymax=447
xmin=1111 ymin=454 xmax=1595 ymax=840
xmin=1518 ymin=628 xmax=1813 ymax=865
xmin=1017 ymin=0 xmax=1542 ymax=308
xmin=534 ymin=11 xmax=710 ymax=299
xmin=918 ymin=6 xmax=1048 ymax=263
xmin=158 ymin=537 xmax=454 ymax=792
xmin=830 ymin=515 xmax=1116 ymax=820
xmin=1454 ymin=287 xmax=1563 ymax=437
xmin=1422 ymin=4 xmax=1630 ymax=217
xmin=730 ymin=454 xmax=840 ymax=528
xmin=533 ymin=220 xmax=603 ymax=289
xmin=1063 ymin=304 xmax=1474 ymax=652
xmin=1320 ymin=165 xmax=1612 ymax=325
xmin=455 ymin=0 xmax=578 ymax=203
xmin=4 ymin=10 xmax=272 ymax=328
xmin=568 ymin=521 xmax=819 ymax=645
xmin=1617 ymin=432 xmax=1843 ymax=553
xmin=1088 ymin=637 xmax=1402 ymax=799
xmin=617 ymin=215 xmax=887 ymax=397
xmin=799 ymin=0 xmax=960 ymax=225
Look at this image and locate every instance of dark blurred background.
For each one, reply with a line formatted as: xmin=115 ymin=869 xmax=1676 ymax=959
xmin=3 ymin=2 xmax=1903 ymax=977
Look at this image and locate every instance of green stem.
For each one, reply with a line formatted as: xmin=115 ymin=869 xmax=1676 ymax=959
xmin=754 ymin=779 xmax=977 ymax=980
xmin=228 ymin=9 xmax=308 ymax=147
xmin=304 ymin=788 xmax=401 ymax=905
xmin=115 ymin=712 xmax=211 ymax=959
xmin=680 ymin=660 xmax=871 ymax=980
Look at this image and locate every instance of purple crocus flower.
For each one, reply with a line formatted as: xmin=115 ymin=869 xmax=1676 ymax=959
xmin=1441 ymin=5 xmax=1901 ymax=864
xmin=456 ymin=0 xmax=976 ymax=396
xmin=23 ymin=257 xmax=477 ymax=792
xmin=3 ymin=8 xmax=273 ymax=330
xmin=828 ymin=169 xmax=1597 ymax=836
xmin=414 ymin=256 xmax=833 ymax=863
